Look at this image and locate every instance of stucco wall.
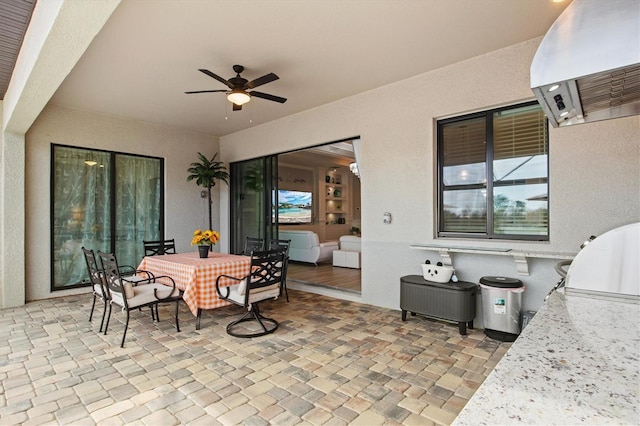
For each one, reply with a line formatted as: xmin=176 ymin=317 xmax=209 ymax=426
xmin=219 ymin=38 xmax=640 ymax=315
xmin=25 ymin=104 xmax=220 ymax=301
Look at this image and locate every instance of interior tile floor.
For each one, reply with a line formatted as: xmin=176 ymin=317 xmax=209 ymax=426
xmin=0 ymin=290 xmax=510 ymax=425
xmin=287 ymin=262 xmax=361 ymax=293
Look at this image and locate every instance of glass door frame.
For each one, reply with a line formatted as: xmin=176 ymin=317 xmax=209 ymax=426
xmin=229 ymin=155 xmax=279 ymax=254
xmin=50 ymin=144 xmax=164 ymax=291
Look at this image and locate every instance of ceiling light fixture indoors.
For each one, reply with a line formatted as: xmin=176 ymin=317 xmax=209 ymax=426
xmin=227 ymin=89 xmax=251 ymax=106
xmin=85 ymin=153 xmax=97 ymax=166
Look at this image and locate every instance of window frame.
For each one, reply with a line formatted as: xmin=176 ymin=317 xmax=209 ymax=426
xmin=436 ymin=100 xmax=549 ymax=241
xmin=50 ymin=144 xmax=165 ymax=291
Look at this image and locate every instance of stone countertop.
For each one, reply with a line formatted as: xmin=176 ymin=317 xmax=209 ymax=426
xmin=453 ymin=290 xmax=640 ymax=425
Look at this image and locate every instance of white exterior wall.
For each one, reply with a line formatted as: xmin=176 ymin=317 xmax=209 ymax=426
xmin=1 ymin=0 xmax=120 ymax=308
xmin=220 ymin=38 xmax=640 ymax=316
xmin=6 ymin=14 xmax=639 ymax=321
xmin=25 ymin=105 xmax=219 ymax=301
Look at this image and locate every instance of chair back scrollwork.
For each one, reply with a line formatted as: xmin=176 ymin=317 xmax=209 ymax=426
xmin=99 ymin=252 xmax=130 ymax=310
xmin=243 ymin=236 xmax=265 ymax=256
xmin=269 ymin=239 xmax=291 ymax=301
xmin=143 ymin=239 xmax=177 ymax=256
xmin=246 ymin=249 xmax=286 ymax=296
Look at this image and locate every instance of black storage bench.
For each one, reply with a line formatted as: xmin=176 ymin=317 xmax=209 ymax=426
xmin=400 ymin=275 xmax=477 ymax=335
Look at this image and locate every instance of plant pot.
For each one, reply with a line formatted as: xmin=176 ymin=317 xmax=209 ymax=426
xmin=198 ymin=245 xmax=209 ymax=258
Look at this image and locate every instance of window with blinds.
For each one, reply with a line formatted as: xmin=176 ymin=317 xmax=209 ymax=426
xmin=437 ymin=101 xmax=549 ymax=240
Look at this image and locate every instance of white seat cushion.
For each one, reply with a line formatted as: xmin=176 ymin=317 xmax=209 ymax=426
xmin=226 ymin=283 xmax=280 ymax=305
xmin=111 ymin=283 xmax=180 ymax=308
xmin=236 ymin=278 xmax=248 ymax=295
xmin=123 ymin=282 xmax=135 ymax=299
xmin=93 ymin=283 xmax=105 ymax=296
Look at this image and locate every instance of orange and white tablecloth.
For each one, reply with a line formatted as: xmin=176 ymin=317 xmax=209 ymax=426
xmin=138 ymin=252 xmax=250 ymax=316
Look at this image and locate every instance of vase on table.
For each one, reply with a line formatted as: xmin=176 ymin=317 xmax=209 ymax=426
xmin=198 ymin=245 xmax=210 ymax=258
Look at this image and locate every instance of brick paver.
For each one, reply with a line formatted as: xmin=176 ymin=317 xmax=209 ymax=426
xmin=0 ymin=290 xmax=510 ymax=425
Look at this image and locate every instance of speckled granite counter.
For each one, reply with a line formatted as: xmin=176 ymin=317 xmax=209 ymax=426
xmin=453 ymin=290 xmax=640 ymax=425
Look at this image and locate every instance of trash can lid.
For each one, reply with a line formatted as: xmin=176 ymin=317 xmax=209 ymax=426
xmin=480 ymin=276 xmax=523 ymax=288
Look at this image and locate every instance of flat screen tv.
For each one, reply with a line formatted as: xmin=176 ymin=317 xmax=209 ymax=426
xmin=277 ymin=189 xmax=312 ymax=224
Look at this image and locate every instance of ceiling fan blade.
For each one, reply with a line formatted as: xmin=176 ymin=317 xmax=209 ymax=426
xmin=199 ymin=69 xmax=233 ymax=89
xmin=184 ymin=90 xmax=227 ymax=94
xmin=246 ymin=73 xmax=279 ymax=89
xmin=250 ymin=91 xmax=287 ymax=103
xmin=233 ymin=103 xmax=242 ymax=111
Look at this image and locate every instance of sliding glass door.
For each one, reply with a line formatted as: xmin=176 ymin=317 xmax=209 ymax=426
xmin=114 ymin=153 xmax=163 ymax=263
xmin=229 ymin=155 xmax=278 ymax=254
xmin=51 ymin=145 xmax=163 ymax=290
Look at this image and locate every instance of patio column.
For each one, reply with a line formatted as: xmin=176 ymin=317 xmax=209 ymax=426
xmin=0 ymin=130 xmax=26 ymax=307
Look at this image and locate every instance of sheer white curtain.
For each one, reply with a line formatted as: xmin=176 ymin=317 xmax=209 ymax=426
xmin=52 ymin=147 xmax=111 ymax=289
xmin=52 ymin=146 xmax=161 ymax=290
xmin=115 ymin=154 xmax=161 ymax=267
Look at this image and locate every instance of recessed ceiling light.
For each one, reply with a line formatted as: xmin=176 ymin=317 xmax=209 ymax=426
xmin=548 ymin=84 xmax=560 ymax=92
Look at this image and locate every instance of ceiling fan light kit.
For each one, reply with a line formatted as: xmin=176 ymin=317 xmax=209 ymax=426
xmin=227 ymin=89 xmax=251 ymax=106
xmin=186 ymin=64 xmax=286 ymax=111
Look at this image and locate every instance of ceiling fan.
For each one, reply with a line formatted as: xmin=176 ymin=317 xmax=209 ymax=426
xmin=185 ymin=65 xmax=287 ymax=111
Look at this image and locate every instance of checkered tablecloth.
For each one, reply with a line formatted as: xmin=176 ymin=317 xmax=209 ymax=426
xmin=138 ymin=252 xmax=251 ymax=316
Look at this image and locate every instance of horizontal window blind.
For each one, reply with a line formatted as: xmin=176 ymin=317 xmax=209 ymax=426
xmin=442 ymin=117 xmax=485 ymax=167
xmin=494 ymin=106 xmax=548 ymax=160
xmin=437 ymin=101 xmax=549 ymax=240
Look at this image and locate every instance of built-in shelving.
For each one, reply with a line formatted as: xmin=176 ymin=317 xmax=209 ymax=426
xmin=324 ymin=170 xmax=348 ymax=226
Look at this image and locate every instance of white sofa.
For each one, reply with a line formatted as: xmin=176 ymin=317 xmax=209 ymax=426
xmin=278 ymin=230 xmax=339 ymax=265
xmin=339 ymin=235 xmax=361 ymax=252
xmin=333 ymin=235 xmax=362 ymax=268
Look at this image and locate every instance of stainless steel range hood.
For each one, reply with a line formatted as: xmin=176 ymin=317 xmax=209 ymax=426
xmin=531 ymin=0 xmax=640 ymax=127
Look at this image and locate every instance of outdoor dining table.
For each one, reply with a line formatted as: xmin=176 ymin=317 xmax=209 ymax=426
xmin=138 ymin=251 xmax=251 ymax=330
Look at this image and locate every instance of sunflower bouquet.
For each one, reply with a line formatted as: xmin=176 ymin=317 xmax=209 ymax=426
xmin=191 ymin=229 xmax=220 ymax=246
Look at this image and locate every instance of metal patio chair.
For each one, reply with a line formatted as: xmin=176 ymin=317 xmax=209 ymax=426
xmin=98 ymin=251 xmax=182 ymax=347
xmin=269 ymin=238 xmax=291 ymax=302
xmin=215 ymin=248 xmax=286 ymax=338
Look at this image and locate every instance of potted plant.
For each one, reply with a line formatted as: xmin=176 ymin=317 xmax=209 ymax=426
xmin=187 ymin=152 xmax=229 ymax=231
xmin=191 ymin=229 xmax=220 ymax=258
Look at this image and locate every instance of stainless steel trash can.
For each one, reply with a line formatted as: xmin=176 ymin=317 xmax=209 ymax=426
xmin=480 ymin=276 xmax=524 ymax=342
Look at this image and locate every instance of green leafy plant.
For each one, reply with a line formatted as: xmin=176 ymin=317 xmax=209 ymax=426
xmin=187 ymin=152 xmax=229 ymax=230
